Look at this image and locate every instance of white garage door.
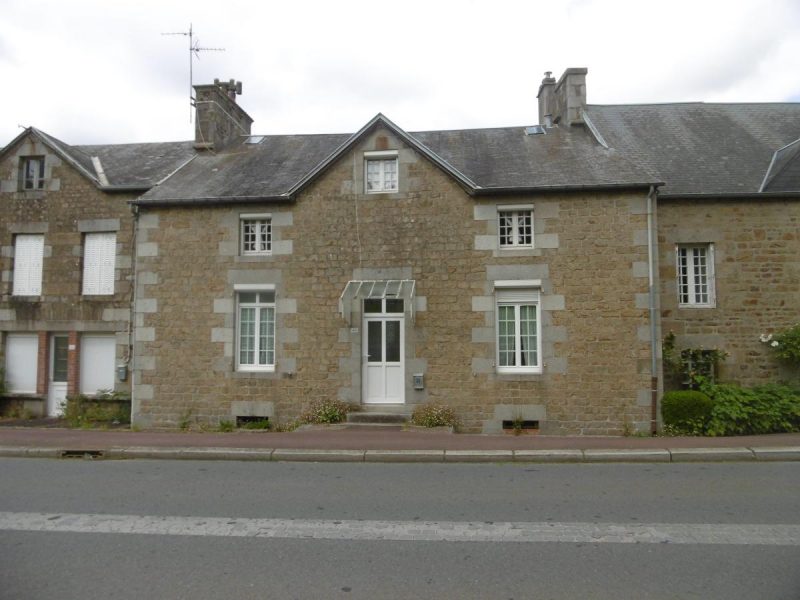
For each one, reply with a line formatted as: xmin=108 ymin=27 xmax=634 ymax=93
xmin=80 ymin=335 xmax=116 ymax=395
xmin=5 ymin=334 xmax=39 ymax=393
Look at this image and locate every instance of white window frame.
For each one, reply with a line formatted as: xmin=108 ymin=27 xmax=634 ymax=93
xmin=82 ymin=232 xmax=116 ymax=296
xmin=12 ymin=234 xmax=44 ymax=297
xmin=676 ymin=244 xmax=715 ymax=308
xmin=235 ymin=286 xmax=276 ymax=372
xmin=240 ymin=214 xmax=272 ymax=256
xmin=365 ymin=151 xmax=399 ymax=194
xmin=495 ymin=285 xmax=542 ymax=374
xmin=498 ymin=206 xmax=534 ymax=248
xmin=21 ymin=156 xmax=45 ymax=191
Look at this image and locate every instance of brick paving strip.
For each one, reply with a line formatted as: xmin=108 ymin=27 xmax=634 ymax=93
xmin=1 ymin=512 xmax=798 ymax=546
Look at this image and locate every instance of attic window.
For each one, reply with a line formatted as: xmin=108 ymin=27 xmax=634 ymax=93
xmin=20 ymin=156 xmax=45 ymax=190
xmin=365 ymin=150 xmax=398 ymax=193
xmin=244 ymin=135 xmax=265 ymax=145
xmin=525 ymin=125 xmax=546 ymax=135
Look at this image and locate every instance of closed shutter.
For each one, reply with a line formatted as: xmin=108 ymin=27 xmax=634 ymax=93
xmin=83 ymin=233 xmax=116 ymax=295
xmin=80 ymin=335 xmax=116 ymax=394
xmin=13 ymin=235 xmax=44 ymax=296
xmin=5 ymin=334 xmax=38 ymax=393
xmin=496 ymin=288 xmax=540 ymax=304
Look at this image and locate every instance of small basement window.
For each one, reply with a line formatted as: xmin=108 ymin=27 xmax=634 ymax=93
xmin=236 ymin=416 xmax=271 ymax=429
xmin=502 ymin=420 xmax=540 ymax=432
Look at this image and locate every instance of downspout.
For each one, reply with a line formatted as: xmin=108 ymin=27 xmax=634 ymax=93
xmin=129 ymin=203 xmax=139 ymax=424
xmin=646 ymin=185 xmax=659 ymax=434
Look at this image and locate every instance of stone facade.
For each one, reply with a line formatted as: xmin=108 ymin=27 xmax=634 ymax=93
xmin=0 ymin=132 xmax=134 ymax=415
xmin=659 ymin=198 xmax=800 ymax=386
xmin=132 ymin=125 xmax=656 ymax=434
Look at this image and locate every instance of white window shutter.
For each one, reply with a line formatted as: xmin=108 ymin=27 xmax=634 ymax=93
xmin=5 ymin=334 xmax=39 ymax=393
xmin=83 ymin=233 xmax=116 ymax=295
xmin=13 ymin=235 xmax=44 ymax=296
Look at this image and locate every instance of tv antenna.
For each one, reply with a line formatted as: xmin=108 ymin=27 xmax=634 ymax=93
xmin=162 ymin=24 xmax=225 ymax=122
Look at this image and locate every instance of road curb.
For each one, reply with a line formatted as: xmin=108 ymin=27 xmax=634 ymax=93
xmin=584 ymin=449 xmax=671 ymax=463
xmin=669 ymin=447 xmax=755 ymax=462
xmin=2 ymin=445 xmax=800 ymax=463
xmin=365 ymin=450 xmax=444 ymax=463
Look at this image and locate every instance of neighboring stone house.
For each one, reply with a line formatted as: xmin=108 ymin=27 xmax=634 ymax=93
xmin=0 ymin=127 xmax=194 ymax=416
xmin=2 ymin=68 xmax=798 ymax=433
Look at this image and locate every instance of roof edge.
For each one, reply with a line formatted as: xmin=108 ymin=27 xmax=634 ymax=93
xmin=131 ymin=195 xmax=292 ymax=207
xmin=660 ymin=191 xmax=800 ymax=200
xmin=474 ymin=182 xmax=662 ymax=196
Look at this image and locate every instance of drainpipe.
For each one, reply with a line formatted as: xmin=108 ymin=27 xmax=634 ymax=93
xmin=129 ymin=203 xmax=139 ymax=424
xmin=646 ymin=185 xmax=659 ymax=434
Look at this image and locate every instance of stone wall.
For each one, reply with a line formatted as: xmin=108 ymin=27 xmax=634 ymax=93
xmin=658 ymin=198 xmax=800 ymax=386
xmin=0 ymin=133 xmax=134 ymax=397
xmin=132 ymin=124 xmax=656 ymax=434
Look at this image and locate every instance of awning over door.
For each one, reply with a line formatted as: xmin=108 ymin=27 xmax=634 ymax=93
xmin=338 ymin=279 xmax=416 ymax=325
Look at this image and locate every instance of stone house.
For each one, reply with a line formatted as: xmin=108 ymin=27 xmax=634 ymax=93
xmin=0 ymin=127 xmax=194 ymax=416
xmin=2 ymin=68 xmax=798 ymax=433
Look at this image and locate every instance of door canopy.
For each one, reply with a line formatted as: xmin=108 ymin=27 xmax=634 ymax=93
xmin=339 ymin=279 xmax=416 ymax=325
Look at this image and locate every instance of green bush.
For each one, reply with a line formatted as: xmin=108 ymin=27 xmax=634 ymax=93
xmin=761 ymin=324 xmax=800 ymax=365
xmin=701 ymin=381 xmax=800 ymax=436
xmin=661 ymin=390 xmax=714 ymax=435
xmin=300 ymin=398 xmax=353 ymax=424
xmin=411 ymin=404 xmax=458 ymax=428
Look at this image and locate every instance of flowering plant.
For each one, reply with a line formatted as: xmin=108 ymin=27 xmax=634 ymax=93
xmin=760 ymin=324 xmax=800 ymax=365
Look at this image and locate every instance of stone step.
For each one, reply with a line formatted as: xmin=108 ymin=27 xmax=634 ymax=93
xmin=347 ymin=411 xmax=409 ymax=424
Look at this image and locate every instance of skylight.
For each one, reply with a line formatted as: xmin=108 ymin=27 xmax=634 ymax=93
xmin=244 ymin=135 xmax=265 ymax=144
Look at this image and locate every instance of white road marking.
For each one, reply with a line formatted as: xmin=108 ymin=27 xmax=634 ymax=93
xmin=0 ymin=512 xmax=797 ymax=546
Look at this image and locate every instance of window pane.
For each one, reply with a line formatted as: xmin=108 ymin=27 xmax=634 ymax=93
xmin=259 ymin=290 xmax=275 ymax=304
xmin=367 ymin=321 xmax=382 ymax=363
xmin=364 ymin=299 xmax=381 ymax=313
xmin=258 ymin=307 xmax=275 ymax=366
xmin=239 ymin=307 xmax=255 ymax=365
xmin=239 ymin=292 xmax=257 ymax=304
xmin=385 ymin=298 xmax=404 ymax=313
xmin=52 ymin=336 xmax=69 ymax=382
xmin=385 ymin=320 xmax=400 ymax=362
xmin=518 ymin=211 xmax=532 ymax=245
xmin=497 ymin=305 xmax=516 ymax=366
xmin=519 ymin=305 xmax=538 ymax=367
xmin=498 ymin=212 xmax=512 ymax=246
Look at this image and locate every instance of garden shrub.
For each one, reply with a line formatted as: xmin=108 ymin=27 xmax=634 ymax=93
xmin=661 ymin=390 xmax=713 ymax=435
xmin=411 ymin=404 xmax=458 ymax=428
xmin=700 ymin=381 xmax=800 ymax=436
xmin=300 ymin=398 xmax=353 ymax=424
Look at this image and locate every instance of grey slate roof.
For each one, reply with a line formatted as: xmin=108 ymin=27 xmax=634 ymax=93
xmin=761 ymin=138 xmax=800 ymax=192
xmin=76 ymin=141 xmax=196 ymax=188
xmin=136 ymin=117 xmax=657 ymax=205
xmin=585 ymin=103 xmax=800 ymax=196
xmin=1 ymin=127 xmax=196 ymax=191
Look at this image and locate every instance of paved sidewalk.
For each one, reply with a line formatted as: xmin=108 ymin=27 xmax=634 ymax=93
xmin=1 ymin=424 xmax=799 ymax=463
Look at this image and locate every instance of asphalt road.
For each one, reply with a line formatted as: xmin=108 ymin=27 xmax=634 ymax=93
xmin=1 ymin=459 xmax=799 ymax=599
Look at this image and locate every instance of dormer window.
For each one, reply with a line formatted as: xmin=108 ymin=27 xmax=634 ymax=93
xmin=365 ymin=151 xmax=398 ymax=193
xmin=20 ymin=156 xmax=45 ymax=190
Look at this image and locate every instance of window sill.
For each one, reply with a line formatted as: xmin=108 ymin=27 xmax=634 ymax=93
xmin=230 ymin=369 xmax=279 ymax=380
xmin=677 ymin=304 xmax=716 ymax=309
xmin=235 ymin=254 xmax=274 ymax=263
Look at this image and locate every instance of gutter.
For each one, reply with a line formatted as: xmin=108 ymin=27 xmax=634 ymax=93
xmin=659 ymin=191 xmax=800 ymax=200
xmin=130 ymin=195 xmax=291 ymax=207
xmin=472 ymin=182 xmax=662 ymax=196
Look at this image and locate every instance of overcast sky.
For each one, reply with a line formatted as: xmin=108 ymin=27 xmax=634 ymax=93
xmin=2 ymin=0 xmax=799 ymax=145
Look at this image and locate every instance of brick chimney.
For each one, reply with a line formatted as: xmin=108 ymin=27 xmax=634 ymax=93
xmin=538 ymin=67 xmax=588 ymax=127
xmin=193 ymin=78 xmax=254 ymax=150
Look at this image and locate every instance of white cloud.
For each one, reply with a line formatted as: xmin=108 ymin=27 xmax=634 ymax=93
xmin=1 ymin=0 xmax=798 ymax=145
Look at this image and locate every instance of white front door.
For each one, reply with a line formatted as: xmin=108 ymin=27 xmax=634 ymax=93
xmin=48 ymin=334 xmax=69 ymax=417
xmin=362 ymin=299 xmax=405 ymax=404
